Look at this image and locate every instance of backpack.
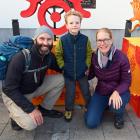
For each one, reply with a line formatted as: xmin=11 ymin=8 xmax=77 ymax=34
xmin=0 ymin=35 xmax=33 ymax=80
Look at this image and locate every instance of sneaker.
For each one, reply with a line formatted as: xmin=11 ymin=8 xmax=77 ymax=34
xmin=11 ymin=119 xmax=22 ymax=131
xmin=64 ymin=111 xmax=72 ymax=122
xmin=114 ymin=115 xmax=124 ymax=129
xmin=38 ymin=105 xmax=63 ymax=118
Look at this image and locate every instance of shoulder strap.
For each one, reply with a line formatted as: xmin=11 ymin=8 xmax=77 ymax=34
xmin=26 ymin=65 xmax=48 ymax=73
xmin=22 ymin=49 xmax=48 ymax=83
xmin=22 ymin=49 xmax=31 ymax=72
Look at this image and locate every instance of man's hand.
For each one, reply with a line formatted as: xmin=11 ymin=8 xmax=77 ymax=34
xmin=29 ymin=108 xmax=43 ymax=126
xmin=108 ymin=90 xmax=122 ymax=110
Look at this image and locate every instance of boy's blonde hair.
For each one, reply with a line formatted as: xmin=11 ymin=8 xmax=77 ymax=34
xmin=64 ymin=9 xmax=83 ymax=24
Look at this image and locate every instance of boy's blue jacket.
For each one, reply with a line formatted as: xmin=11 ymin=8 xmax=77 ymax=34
xmin=55 ymin=32 xmax=92 ymax=80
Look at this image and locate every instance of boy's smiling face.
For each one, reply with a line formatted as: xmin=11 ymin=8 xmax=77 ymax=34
xmin=66 ymin=15 xmax=81 ymax=35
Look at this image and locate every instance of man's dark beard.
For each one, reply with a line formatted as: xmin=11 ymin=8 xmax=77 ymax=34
xmin=35 ymin=43 xmax=53 ymax=55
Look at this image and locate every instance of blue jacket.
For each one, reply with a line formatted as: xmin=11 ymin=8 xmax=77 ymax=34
xmin=55 ymin=32 xmax=92 ymax=80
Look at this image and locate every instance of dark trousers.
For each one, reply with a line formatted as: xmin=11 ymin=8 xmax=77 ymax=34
xmin=65 ymin=76 xmax=91 ymax=111
xmin=84 ymin=91 xmax=130 ymax=128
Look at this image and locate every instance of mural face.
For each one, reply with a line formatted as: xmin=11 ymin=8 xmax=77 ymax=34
xmin=20 ymin=0 xmax=96 ymax=35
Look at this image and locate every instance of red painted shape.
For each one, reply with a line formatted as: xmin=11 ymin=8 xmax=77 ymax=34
xmin=130 ymin=95 xmax=140 ymax=118
xmin=20 ymin=0 xmax=92 ymax=35
xmin=122 ymin=38 xmax=129 ymax=54
xmin=50 ymin=12 xmax=61 ymax=22
xmin=20 ymin=0 xmax=41 ymax=17
xmin=38 ymin=1 xmax=70 ymax=35
xmin=135 ymin=46 xmax=140 ymax=68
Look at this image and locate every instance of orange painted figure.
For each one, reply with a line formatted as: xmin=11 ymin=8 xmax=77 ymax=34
xmin=129 ymin=0 xmax=140 ymax=32
xmin=122 ymin=37 xmax=140 ymax=117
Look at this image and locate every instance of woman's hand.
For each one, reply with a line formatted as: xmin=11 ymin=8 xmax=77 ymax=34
xmin=108 ymin=90 xmax=122 ymax=110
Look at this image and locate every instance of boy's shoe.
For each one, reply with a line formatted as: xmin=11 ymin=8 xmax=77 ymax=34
xmin=11 ymin=119 xmax=22 ymax=131
xmin=64 ymin=111 xmax=72 ymax=122
xmin=114 ymin=115 xmax=124 ymax=129
xmin=38 ymin=105 xmax=63 ymax=118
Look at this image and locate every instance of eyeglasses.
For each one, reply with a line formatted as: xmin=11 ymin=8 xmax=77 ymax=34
xmin=96 ymin=38 xmax=111 ymax=44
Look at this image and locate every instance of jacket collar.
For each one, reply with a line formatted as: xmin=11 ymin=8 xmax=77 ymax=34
xmin=68 ymin=31 xmax=81 ymax=43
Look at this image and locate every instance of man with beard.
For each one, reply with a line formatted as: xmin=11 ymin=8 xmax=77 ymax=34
xmin=2 ymin=26 xmax=64 ymax=131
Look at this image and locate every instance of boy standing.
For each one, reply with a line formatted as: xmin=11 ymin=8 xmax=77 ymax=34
xmin=55 ymin=10 xmax=92 ymax=122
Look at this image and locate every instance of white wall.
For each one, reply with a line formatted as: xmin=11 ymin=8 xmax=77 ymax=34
xmin=0 ymin=28 xmax=140 ymax=50
xmin=0 ymin=0 xmax=133 ymax=29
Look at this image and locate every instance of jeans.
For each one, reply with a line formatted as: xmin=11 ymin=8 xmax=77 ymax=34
xmin=65 ymin=76 xmax=91 ymax=111
xmin=84 ymin=91 xmax=130 ymax=129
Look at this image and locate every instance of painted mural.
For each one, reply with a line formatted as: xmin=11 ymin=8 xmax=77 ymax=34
xmin=20 ymin=0 xmax=96 ymax=35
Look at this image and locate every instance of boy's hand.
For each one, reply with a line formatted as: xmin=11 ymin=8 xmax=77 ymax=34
xmin=85 ymin=69 xmax=89 ymax=76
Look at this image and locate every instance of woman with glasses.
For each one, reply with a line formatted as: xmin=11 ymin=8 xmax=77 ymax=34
xmin=85 ymin=28 xmax=131 ymax=129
